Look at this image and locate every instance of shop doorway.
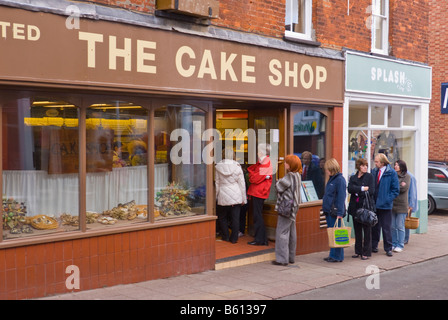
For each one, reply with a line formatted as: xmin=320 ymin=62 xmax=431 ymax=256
xmin=214 ymin=107 xmax=287 ymax=264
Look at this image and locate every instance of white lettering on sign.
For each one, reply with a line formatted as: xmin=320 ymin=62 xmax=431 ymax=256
xmin=77 ymin=31 xmax=157 ymax=73
xmin=371 ymin=67 xmax=405 ymax=85
xmin=0 ymin=21 xmax=40 ymax=41
xmin=175 ymin=45 xmax=256 ymax=83
xmin=268 ymin=59 xmax=328 ymax=90
xmin=443 ymin=87 xmax=448 ymax=110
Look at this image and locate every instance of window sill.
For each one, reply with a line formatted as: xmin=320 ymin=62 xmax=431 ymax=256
xmin=283 ymin=35 xmax=321 ymax=47
xmin=0 ymin=215 xmax=217 ymax=249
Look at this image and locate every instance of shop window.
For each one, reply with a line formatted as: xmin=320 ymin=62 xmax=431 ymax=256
xmin=293 ymin=110 xmax=326 ymax=201
xmin=349 ymin=105 xmax=368 ymax=128
xmin=403 ymin=107 xmax=416 ymax=127
xmin=371 ymin=105 xmax=386 ymax=126
xmin=2 ymin=97 xmax=80 ymax=239
xmin=371 ymin=0 xmax=389 ymax=55
xmin=348 ymin=104 xmax=417 ymax=176
xmin=285 ymin=0 xmax=313 ymax=41
xmin=85 ymin=101 xmax=149 ymax=227
xmin=154 ymin=104 xmax=206 ymax=220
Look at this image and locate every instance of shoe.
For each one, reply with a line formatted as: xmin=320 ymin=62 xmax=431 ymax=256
xmin=361 ymin=256 xmax=369 ymax=260
xmin=393 ymin=247 xmax=403 ymax=252
xmin=272 ymin=261 xmax=288 ymax=266
xmin=248 ymin=241 xmax=268 ymax=246
xmin=325 ymin=257 xmax=342 ymax=263
xmin=372 ymin=248 xmax=378 ymax=253
xmin=352 ymin=254 xmax=360 ymax=258
xmin=238 ymin=232 xmax=244 ymax=238
xmin=386 ymin=251 xmax=393 ymax=257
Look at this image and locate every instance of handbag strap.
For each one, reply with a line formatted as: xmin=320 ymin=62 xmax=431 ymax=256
xmin=363 ymin=191 xmax=373 ymax=209
xmin=333 ymin=218 xmax=345 ymax=228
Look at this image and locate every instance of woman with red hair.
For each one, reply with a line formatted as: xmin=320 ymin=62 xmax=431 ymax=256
xmin=272 ymin=154 xmax=302 ymax=266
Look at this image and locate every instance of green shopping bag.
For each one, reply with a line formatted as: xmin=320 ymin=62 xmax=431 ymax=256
xmin=327 ymin=219 xmax=352 ymax=248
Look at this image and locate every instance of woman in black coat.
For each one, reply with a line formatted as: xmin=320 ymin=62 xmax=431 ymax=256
xmin=348 ymin=158 xmax=375 ymax=260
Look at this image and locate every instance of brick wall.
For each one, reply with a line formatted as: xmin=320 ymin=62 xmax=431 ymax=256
xmin=215 ymin=0 xmax=285 ymax=38
xmin=428 ymin=0 xmax=448 ymax=161
xmin=80 ymin=0 xmax=429 ymax=66
xmin=389 ymin=0 xmax=428 ymax=63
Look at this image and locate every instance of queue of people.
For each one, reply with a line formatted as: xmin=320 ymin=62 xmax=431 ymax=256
xmin=214 ymin=146 xmax=417 ymax=265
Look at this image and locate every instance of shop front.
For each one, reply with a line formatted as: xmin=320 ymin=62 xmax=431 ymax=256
xmin=0 ymin=5 xmax=343 ymax=299
xmin=343 ymin=51 xmax=432 ymax=233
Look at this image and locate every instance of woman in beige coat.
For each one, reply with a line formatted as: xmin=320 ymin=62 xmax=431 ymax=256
xmin=215 ymin=148 xmax=247 ymax=243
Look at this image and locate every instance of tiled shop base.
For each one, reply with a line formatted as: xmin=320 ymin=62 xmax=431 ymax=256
xmin=215 ymin=235 xmax=275 ymax=270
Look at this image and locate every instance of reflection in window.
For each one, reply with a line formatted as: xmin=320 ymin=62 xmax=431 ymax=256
xmin=85 ymin=101 xmax=148 ymax=227
xmin=154 ymin=104 xmax=206 ymax=220
xmin=2 ymin=97 xmax=80 ymax=239
xmin=293 ymin=110 xmax=326 ymax=201
xmin=348 ymin=103 xmax=417 ymax=176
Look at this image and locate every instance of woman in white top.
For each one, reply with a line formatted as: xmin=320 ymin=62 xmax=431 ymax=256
xmin=215 ymin=148 xmax=247 ymax=243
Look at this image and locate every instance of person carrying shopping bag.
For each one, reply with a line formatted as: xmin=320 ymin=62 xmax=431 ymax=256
xmin=348 ymin=158 xmax=375 ymax=260
xmin=272 ymin=155 xmax=302 ymax=266
xmin=322 ymin=158 xmax=347 ymax=262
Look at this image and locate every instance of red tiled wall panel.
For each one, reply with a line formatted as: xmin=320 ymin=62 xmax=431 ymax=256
xmin=0 ymin=221 xmax=215 ymax=300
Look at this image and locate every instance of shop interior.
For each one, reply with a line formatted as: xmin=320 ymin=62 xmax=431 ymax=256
xmin=214 ymin=107 xmax=280 ymax=262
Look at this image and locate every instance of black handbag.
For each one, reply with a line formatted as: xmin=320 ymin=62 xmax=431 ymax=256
xmin=277 ymin=174 xmax=297 ymax=218
xmin=355 ymin=191 xmax=378 ymax=227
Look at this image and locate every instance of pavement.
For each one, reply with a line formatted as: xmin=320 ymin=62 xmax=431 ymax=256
xmin=38 ymin=212 xmax=448 ymax=300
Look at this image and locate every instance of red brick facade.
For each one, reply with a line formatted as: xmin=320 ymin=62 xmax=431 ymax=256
xmin=429 ymin=0 xmax=448 ymax=162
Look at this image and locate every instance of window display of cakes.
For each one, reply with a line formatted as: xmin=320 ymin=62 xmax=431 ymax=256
xmin=2 ymin=196 xmax=149 ymax=239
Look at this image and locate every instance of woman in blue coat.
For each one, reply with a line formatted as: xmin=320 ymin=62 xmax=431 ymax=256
xmin=322 ymin=158 xmax=347 ymax=262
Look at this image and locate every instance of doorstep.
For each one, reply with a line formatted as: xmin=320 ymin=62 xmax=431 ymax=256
xmin=215 ymin=248 xmax=275 ymax=270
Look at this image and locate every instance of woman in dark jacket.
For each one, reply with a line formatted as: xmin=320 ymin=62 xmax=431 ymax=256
xmin=348 ymin=158 xmax=375 ymax=260
xmin=322 ymin=158 xmax=347 ymax=262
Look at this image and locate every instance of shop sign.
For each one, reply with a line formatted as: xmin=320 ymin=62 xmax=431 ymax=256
xmin=442 ymin=83 xmax=448 ymax=114
xmin=345 ymin=51 xmax=432 ymax=100
xmin=0 ymin=6 xmax=343 ymax=104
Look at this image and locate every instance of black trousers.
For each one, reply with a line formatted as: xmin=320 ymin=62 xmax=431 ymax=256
xmin=372 ymin=208 xmax=393 ymax=252
xmin=252 ymin=196 xmax=267 ymax=244
xmin=239 ymin=203 xmax=248 ymax=234
xmin=353 ymin=218 xmax=372 ymax=256
xmin=217 ymin=204 xmax=241 ymax=243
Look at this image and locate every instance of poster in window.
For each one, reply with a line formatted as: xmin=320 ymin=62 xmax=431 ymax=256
xmin=301 ymin=180 xmax=319 ymax=202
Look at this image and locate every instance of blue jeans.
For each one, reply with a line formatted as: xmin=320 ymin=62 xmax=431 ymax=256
xmin=391 ymin=212 xmax=406 ymax=249
xmin=326 ymin=214 xmax=344 ymax=261
xmin=405 ymin=228 xmax=410 ymax=244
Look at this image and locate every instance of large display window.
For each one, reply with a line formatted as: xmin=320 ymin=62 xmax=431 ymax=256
xmin=2 ymin=96 xmax=80 ymax=239
xmin=348 ymin=103 xmax=417 ymax=175
xmin=84 ymin=101 xmax=149 ymax=229
xmin=292 ymin=108 xmax=328 ymax=201
xmin=154 ymin=104 xmax=206 ymax=220
xmin=0 ymin=91 xmax=210 ymax=242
